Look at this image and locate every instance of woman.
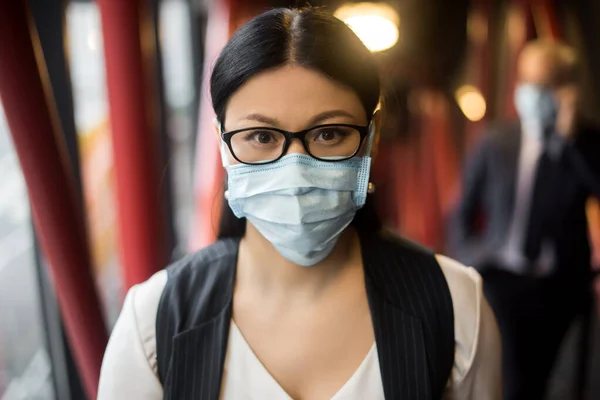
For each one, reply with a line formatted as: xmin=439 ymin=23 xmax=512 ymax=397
xmin=98 ymin=7 xmax=501 ymax=400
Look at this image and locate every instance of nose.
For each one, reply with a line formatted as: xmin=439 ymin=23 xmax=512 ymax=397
xmin=286 ymin=138 xmax=308 ymax=156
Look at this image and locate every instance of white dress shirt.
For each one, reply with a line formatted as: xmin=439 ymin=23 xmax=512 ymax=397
xmin=97 ymin=255 xmax=502 ymax=400
xmin=220 ymin=322 xmax=385 ymax=399
xmin=497 ymin=122 xmax=555 ymax=275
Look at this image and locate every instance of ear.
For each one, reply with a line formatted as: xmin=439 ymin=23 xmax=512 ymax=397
xmin=370 ymin=109 xmax=382 ymax=162
xmin=213 ymin=118 xmax=221 ymax=141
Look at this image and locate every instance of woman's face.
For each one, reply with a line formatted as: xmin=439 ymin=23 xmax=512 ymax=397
xmin=221 ymin=65 xmax=372 ymax=165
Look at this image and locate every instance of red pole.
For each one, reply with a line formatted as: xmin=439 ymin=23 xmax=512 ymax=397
xmin=0 ymin=2 xmax=107 ymax=398
xmin=97 ymin=0 xmax=168 ymax=289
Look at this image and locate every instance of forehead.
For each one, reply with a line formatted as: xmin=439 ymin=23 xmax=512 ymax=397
xmin=224 ymin=65 xmax=367 ymax=130
xmin=517 ymin=46 xmax=559 ymax=87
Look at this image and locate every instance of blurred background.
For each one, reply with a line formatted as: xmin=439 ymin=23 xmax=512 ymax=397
xmin=0 ymin=0 xmax=599 ymax=399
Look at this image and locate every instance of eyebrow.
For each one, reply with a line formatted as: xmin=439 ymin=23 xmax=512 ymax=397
xmin=240 ymin=113 xmax=280 ymax=126
xmin=308 ymin=110 xmax=357 ymax=126
xmin=239 ymin=109 xmax=359 ymax=128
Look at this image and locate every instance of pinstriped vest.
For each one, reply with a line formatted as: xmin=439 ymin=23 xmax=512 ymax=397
xmin=156 ymin=232 xmax=455 ymax=400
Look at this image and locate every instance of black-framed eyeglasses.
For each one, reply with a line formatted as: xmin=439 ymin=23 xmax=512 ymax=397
xmin=220 ymin=123 xmax=370 ymax=165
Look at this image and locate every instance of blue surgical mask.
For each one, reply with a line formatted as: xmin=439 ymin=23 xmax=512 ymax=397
xmin=514 ymin=83 xmax=558 ymax=130
xmin=222 ymin=126 xmax=374 ymax=266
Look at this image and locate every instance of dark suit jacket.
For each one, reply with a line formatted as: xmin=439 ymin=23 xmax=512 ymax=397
xmin=155 ymin=233 xmax=455 ymax=400
xmin=449 ymin=122 xmax=600 ymax=279
xmin=575 ymin=120 xmax=600 ymax=174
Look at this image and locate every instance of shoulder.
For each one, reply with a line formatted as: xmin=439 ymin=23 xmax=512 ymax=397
xmin=435 ymin=255 xmax=501 ymax=393
xmin=129 ymin=238 xmax=239 ymax=322
xmin=484 ymin=120 xmax=520 ymax=140
xmin=435 ymin=254 xmax=481 ymax=314
xmin=133 ymin=268 xmax=169 ymax=307
xmin=127 ymin=239 xmax=240 ymax=351
xmin=434 ymin=255 xmax=482 ymax=350
xmin=100 ymin=240 xmax=238 ymax=398
xmin=370 ymin=236 xmax=483 ymax=323
xmin=365 ymin=233 xmax=455 ymax=341
xmin=468 ymin=121 xmax=520 ymax=151
xmin=116 ymin=239 xmax=239 ymax=380
xmin=123 ymin=270 xmax=168 ymax=374
xmin=131 ymin=269 xmax=169 ymax=335
xmin=367 ymin=235 xmax=500 ymax=391
xmin=155 ymin=239 xmax=240 ymax=380
xmin=575 ymin=122 xmax=600 ymax=167
xmin=98 ymin=271 xmax=168 ymax=398
xmin=98 ymin=269 xmax=168 ymax=395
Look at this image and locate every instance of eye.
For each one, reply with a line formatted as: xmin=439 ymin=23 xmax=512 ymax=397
xmin=310 ymin=126 xmax=354 ymax=144
xmin=245 ymin=130 xmax=277 ymax=144
xmin=242 ymin=130 xmax=282 ymax=145
xmin=317 ymin=130 xmax=338 ymax=141
xmin=255 ymin=131 xmax=274 ymax=144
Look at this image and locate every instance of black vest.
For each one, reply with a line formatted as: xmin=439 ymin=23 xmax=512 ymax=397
xmin=156 ymin=232 xmax=455 ymax=399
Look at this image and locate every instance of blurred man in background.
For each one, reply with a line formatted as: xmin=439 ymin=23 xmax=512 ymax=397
xmin=450 ymin=40 xmax=600 ymax=399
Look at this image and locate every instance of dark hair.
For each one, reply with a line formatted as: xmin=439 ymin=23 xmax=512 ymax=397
xmin=211 ymin=7 xmax=382 ymax=239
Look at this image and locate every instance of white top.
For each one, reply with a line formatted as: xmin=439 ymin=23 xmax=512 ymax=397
xmin=497 ymin=122 xmax=554 ymax=275
xmin=97 ymin=255 xmax=502 ymax=400
xmin=220 ymin=322 xmax=384 ymax=399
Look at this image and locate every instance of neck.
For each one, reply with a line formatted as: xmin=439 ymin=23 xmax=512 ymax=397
xmin=236 ymin=222 xmax=362 ymax=298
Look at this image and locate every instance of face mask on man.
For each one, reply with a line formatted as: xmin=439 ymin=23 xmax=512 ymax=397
xmin=220 ymin=121 xmax=376 ymax=267
xmin=514 ymin=83 xmax=558 ymax=135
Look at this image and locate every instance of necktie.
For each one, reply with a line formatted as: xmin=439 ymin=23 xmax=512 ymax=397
xmin=523 ymin=148 xmax=555 ymax=262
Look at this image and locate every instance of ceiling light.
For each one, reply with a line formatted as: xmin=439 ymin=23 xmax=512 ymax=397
xmin=335 ymin=3 xmax=400 ymax=52
xmin=455 ymin=85 xmax=486 ymax=122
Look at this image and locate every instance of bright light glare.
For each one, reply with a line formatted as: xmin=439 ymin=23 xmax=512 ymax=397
xmin=344 ymin=16 xmax=399 ymax=52
xmin=456 ymin=85 xmax=486 ymax=122
xmin=335 ymin=3 xmax=400 ymax=52
xmin=87 ymin=31 xmax=98 ymax=51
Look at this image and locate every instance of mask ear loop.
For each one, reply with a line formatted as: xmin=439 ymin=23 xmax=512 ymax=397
xmin=364 ymin=120 xmax=377 ymax=157
xmin=364 ymin=113 xmax=378 ymax=194
xmin=363 ymin=107 xmax=380 ymax=157
xmin=216 ymin=119 xmax=232 ymax=200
